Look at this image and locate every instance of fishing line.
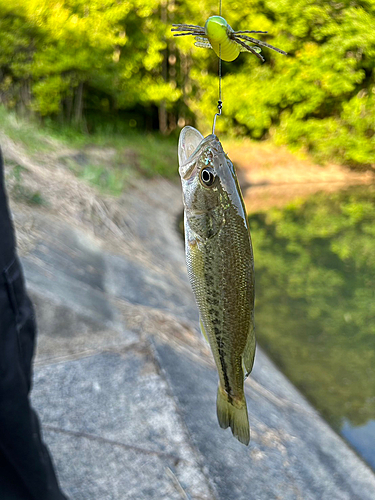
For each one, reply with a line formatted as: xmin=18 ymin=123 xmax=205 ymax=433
xmin=212 ymin=0 xmax=223 ymax=135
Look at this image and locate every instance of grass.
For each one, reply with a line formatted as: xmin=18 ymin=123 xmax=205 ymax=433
xmin=64 ymin=132 xmax=178 ymax=195
xmin=67 ymin=162 xmax=130 ymax=196
xmin=0 ymin=106 xmax=179 ymax=196
xmin=0 ymin=106 xmax=56 ymax=153
xmin=40 ymin=116 xmax=179 ymax=180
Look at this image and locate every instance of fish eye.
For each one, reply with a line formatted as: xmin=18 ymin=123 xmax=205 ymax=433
xmin=200 ymin=168 xmax=216 ymax=187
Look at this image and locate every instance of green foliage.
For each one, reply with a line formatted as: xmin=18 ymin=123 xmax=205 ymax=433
xmin=0 ymin=0 xmax=181 ymax=122
xmin=177 ymin=0 xmax=375 ymax=167
xmin=0 ymin=105 xmax=178 ymax=199
xmin=0 ymin=106 xmax=54 ymax=152
xmin=67 ymin=130 xmax=178 ymax=179
xmin=250 ymin=186 xmax=375 ymax=429
xmin=0 ymin=0 xmax=374 ymax=167
xmin=118 ymin=133 xmax=179 ymax=178
xmin=66 ymin=132 xmax=178 ymax=194
xmin=74 ymin=163 xmax=129 ymax=196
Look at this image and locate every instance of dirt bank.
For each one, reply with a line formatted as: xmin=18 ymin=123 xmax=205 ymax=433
xmin=226 ymin=141 xmax=374 ymax=213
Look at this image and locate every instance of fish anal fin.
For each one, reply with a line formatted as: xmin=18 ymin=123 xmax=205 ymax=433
xmin=242 ymin=321 xmax=256 ymax=379
xmin=216 ymin=385 xmax=250 ymax=445
xmin=199 ymin=317 xmax=209 ymax=344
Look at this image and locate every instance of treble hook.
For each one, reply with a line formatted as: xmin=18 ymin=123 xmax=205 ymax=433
xmin=212 ymin=100 xmax=222 ymax=135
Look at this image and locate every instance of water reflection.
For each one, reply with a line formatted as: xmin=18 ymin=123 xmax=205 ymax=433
xmin=250 ymin=185 xmax=375 ymax=470
xmin=342 ymin=420 xmax=375 ymax=470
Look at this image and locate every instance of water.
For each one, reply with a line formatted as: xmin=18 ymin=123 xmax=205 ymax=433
xmin=249 ymin=185 xmax=375 ymax=470
xmin=342 ymin=420 xmax=375 ymax=470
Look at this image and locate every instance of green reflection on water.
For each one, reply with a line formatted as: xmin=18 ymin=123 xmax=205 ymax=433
xmin=249 ymin=186 xmax=375 ymax=431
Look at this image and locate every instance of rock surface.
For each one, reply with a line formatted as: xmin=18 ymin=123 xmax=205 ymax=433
xmin=4 ymin=152 xmax=375 ymax=499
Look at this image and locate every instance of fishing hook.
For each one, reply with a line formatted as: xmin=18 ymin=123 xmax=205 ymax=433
xmin=212 ymin=100 xmax=222 ymax=135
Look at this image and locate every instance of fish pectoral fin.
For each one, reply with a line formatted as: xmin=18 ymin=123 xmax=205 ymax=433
xmin=199 ymin=317 xmax=209 ymax=344
xmin=242 ymin=321 xmax=256 ymax=379
xmin=216 ymin=385 xmax=250 ymax=446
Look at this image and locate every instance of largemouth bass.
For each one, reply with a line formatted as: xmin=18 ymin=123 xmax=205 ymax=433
xmin=178 ymin=126 xmax=255 ymax=445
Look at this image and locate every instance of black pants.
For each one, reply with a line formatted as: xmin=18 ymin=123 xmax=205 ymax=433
xmin=0 ymin=149 xmax=67 ymax=500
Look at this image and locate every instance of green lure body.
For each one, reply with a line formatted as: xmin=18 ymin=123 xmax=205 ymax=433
xmin=172 ymin=16 xmax=287 ymax=63
xmin=205 ymin=16 xmax=240 ymax=62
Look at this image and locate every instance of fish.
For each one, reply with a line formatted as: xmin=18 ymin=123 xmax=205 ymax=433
xmin=178 ymin=126 xmax=255 ymax=445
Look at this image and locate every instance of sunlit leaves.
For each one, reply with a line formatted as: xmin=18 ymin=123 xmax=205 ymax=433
xmin=0 ymin=0 xmax=179 ymax=117
xmin=0 ymin=0 xmax=374 ymax=162
xmin=183 ymin=0 xmax=375 ymax=167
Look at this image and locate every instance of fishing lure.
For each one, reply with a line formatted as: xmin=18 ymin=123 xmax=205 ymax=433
xmin=172 ymin=15 xmax=287 ymax=63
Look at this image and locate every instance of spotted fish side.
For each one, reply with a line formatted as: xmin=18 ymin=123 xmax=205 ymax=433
xmin=180 ymin=129 xmax=255 ymax=445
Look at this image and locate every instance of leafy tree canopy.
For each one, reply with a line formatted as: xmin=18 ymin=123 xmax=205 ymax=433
xmin=0 ymin=0 xmax=374 ymax=167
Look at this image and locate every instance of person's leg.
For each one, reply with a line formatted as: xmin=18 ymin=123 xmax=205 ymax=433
xmin=0 ymin=451 xmax=33 ymax=500
xmin=0 ymin=149 xmax=67 ymax=500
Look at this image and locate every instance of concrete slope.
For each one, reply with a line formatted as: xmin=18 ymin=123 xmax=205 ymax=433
xmin=8 ymin=177 xmax=375 ymax=499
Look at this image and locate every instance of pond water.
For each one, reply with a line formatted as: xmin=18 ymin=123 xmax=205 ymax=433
xmin=249 ymin=185 xmax=375 ymax=470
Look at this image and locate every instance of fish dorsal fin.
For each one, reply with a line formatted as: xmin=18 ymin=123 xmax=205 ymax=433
xmin=242 ymin=321 xmax=256 ymax=379
xmin=199 ymin=317 xmax=209 ymax=344
xmin=178 ymin=126 xmax=204 ymax=166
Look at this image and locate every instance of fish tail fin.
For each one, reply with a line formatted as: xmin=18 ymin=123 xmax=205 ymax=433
xmin=216 ymin=384 xmax=250 ymax=445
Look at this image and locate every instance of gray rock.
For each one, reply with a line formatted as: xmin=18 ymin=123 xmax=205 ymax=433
xmin=32 ymin=351 xmax=214 ymax=500
xmin=30 ymin=290 xmax=137 ymax=365
xmin=8 ymin=176 xmax=374 ymax=499
xmin=153 ymin=339 xmax=375 ymax=500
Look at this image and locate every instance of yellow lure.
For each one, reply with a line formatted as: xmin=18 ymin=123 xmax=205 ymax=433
xmin=205 ymin=16 xmax=240 ymax=62
xmin=172 ymin=16 xmax=287 ymax=63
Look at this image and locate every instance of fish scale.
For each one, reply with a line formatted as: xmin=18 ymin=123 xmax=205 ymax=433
xmin=178 ymin=126 xmax=255 ymax=445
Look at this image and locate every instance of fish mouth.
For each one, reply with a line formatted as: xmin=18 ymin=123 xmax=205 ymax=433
xmin=178 ymin=126 xmax=217 ymax=180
